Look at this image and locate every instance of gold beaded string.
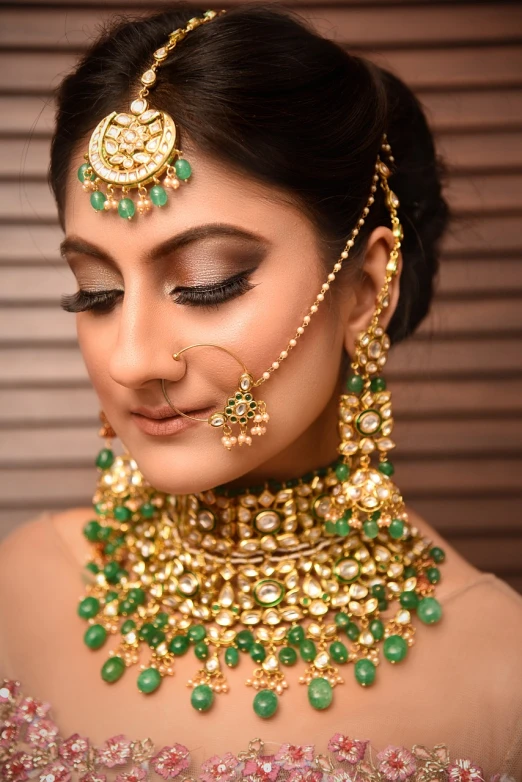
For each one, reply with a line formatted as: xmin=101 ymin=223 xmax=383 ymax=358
xmin=251 ymin=134 xmax=402 ymax=389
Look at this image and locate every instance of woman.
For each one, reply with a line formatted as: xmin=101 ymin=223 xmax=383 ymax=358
xmin=0 ymin=4 xmax=521 ymax=780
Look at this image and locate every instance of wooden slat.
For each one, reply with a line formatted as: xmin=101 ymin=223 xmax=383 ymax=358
xmin=3 ymin=258 xmax=521 ymax=302
xmin=448 ymin=535 xmax=522 ymax=571
xmin=2 ymin=377 xmax=522 ymax=427
xmin=1 ymin=459 xmax=520 ymax=506
xmin=3 ymin=296 xmax=522 ymax=343
xmin=2 ymin=418 xmax=521 ymax=466
xmin=2 ymin=5 xmax=522 ymax=50
xmin=411 ymin=497 xmax=522 ymax=534
xmin=0 ymin=217 xmax=520 ymax=264
xmin=3 ymin=90 xmax=521 ymax=139
xmin=3 ymin=46 xmax=522 ymax=94
xmin=4 ymin=131 xmax=522 ymax=180
xmin=2 ymin=172 xmax=521 ymax=223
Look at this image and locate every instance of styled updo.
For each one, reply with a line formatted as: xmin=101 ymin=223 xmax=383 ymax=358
xmin=49 ymin=2 xmax=450 ymax=346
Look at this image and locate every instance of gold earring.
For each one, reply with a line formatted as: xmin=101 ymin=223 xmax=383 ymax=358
xmin=160 ymin=343 xmax=269 ymax=451
xmin=95 ymin=410 xmax=117 ymax=470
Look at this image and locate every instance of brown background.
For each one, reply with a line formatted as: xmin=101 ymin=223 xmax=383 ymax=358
xmin=0 ymin=1 xmax=521 ymax=592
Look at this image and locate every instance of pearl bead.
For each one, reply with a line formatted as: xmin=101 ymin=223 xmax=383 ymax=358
xmin=303 ymin=316 xmax=310 ymax=324
xmin=328 ymin=274 xmax=335 ymax=281
xmin=310 ymin=305 xmax=318 ymax=313
xmin=341 ymin=251 xmax=349 ymax=259
xmin=280 ymin=350 xmax=288 ymax=358
xmin=246 ymin=436 xmax=252 ymax=445
xmin=263 ymin=372 xmax=270 ymax=380
xmin=322 ymin=283 xmax=329 ymax=291
xmin=297 ymin=327 xmax=304 ymax=335
xmin=272 ymin=361 xmax=279 ymax=369
xmin=289 ymin=339 xmax=297 ymax=347
xmin=317 ymin=294 xmax=324 ymax=302
xmin=334 ymin=264 xmax=342 ymax=272
xmin=254 ymin=415 xmax=262 ymax=422
xmin=229 ymin=436 xmax=237 ymax=446
xmin=347 ymin=240 xmax=354 ymax=247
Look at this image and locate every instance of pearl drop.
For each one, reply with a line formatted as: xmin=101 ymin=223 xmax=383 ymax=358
xmin=254 ymin=415 xmax=262 ymax=422
xmin=246 ymin=436 xmax=252 ymax=445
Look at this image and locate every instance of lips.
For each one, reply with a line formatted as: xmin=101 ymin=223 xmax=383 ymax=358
xmin=131 ymin=404 xmax=213 ymax=420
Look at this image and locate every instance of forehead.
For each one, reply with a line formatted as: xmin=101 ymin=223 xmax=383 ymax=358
xmin=63 ymin=138 xmax=317 ymax=258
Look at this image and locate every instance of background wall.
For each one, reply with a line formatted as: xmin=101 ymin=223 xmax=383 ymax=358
xmin=0 ymin=1 xmax=521 ymax=592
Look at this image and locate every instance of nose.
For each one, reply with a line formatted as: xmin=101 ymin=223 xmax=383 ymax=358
xmin=108 ymin=292 xmax=186 ymax=390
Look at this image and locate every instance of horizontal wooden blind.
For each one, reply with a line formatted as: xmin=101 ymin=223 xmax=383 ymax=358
xmin=0 ymin=1 xmax=521 ymax=593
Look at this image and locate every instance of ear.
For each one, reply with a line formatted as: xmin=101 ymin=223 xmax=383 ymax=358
xmin=342 ymin=225 xmax=403 ymax=358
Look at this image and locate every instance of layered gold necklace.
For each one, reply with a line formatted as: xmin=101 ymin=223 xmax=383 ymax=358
xmin=79 ymin=438 xmax=445 ymax=719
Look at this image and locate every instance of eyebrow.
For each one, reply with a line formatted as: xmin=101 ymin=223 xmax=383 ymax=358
xmin=59 ymin=222 xmax=272 ymax=264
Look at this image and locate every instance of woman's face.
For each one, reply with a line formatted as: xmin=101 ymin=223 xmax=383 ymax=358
xmin=62 ymin=139 xmax=397 ymax=495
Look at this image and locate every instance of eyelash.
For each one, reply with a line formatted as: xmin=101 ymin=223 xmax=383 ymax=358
xmin=60 ymin=271 xmax=257 ymax=314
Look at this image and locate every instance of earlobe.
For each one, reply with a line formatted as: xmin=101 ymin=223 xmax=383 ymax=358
xmin=343 ymin=226 xmax=402 ymax=358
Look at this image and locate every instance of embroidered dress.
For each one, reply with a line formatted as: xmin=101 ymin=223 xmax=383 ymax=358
xmin=0 ymin=677 xmax=517 ymax=782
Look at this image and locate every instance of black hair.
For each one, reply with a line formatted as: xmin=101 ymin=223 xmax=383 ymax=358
xmin=49 ymin=1 xmax=450 ymax=346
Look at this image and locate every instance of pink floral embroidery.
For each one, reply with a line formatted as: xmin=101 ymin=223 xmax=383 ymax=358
xmin=0 ymin=680 xmax=20 ymax=703
xmin=274 ymin=744 xmax=315 ymax=769
xmin=79 ymin=773 xmax=107 ymax=782
xmin=327 ymin=771 xmax=356 ymax=782
xmin=114 ymin=768 xmax=147 ymax=782
xmin=447 ymin=759 xmax=485 ymax=781
xmin=151 ymin=743 xmax=191 ymax=779
xmin=200 ymin=752 xmax=239 ymax=782
xmin=96 ymin=734 xmax=132 ymax=767
xmin=59 ymin=733 xmax=90 ymax=764
xmin=1 ymin=750 xmax=33 ymax=782
xmin=327 ymin=734 xmax=368 ymax=764
xmin=12 ymin=696 xmax=51 ymax=725
xmin=288 ymin=769 xmax=324 ymax=782
xmin=26 ymin=717 xmax=60 ymax=749
xmin=1 ymin=719 xmax=21 ymax=748
xmin=243 ymin=755 xmax=281 ymax=782
xmin=37 ymin=762 xmax=71 ymax=782
xmin=377 ymin=746 xmax=417 ymax=781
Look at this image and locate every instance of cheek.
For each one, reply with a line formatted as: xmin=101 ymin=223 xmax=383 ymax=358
xmin=76 ymin=315 xmax=114 ymax=397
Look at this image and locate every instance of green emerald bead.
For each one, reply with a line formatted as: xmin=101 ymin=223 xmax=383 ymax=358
xmin=101 ymin=655 xmax=125 ymax=683
xmin=150 ymin=185 xmax=168 ymax=207
xmin=371 ymin=584 xmax=386 ymax=600
xmin=335 ymin=518 xmax=351 ymax=537
xmin=140 ymin=502 xmax=155 ymax=519
xmin=90 ymin=191 xmax=106 ymax=211
xmin=187 ymin=625 xmax=207 ymax=643
xmin=378 ymin=460 xmax=395 ymax=477
xmin=128 ymin=588 xmax=146 ymax=605
xmin=194 ymin=641 xmax=209 ymax=660
xmin=235 ymin=629 xmax=255 ymax=651
xmin=371 ymin=511 xmax=381 ymax=521
xmin=191 ymin=683 xmax=214 ymax=711
xmin=417 ymin=596 xmax=443 ymax=624
xmin=104 ymin=542 xmax=117 ymax=556
xmin=335 ymin=463 xmax=350 ymax=481
xmin=225 ymin=647 xmax=240 ymax=668
xmin=370 ymin=377 xmax=386 ymax=392
xmin=430 ymin=546 xmax=446 ymax=564
xmin=78 ymin=596 xmax=100 ymax=620
xmin=153 ymin=612 xmax=169 ymax=628
xmin=329 ymin=641 xmax=348 ymax=663
xmin=174 ymin=158 xmax=192 ymax=181
xmin=94 ymin=502 xmax=105 ymax=516
xmin=278 ymin=646 xmax=297 ymax=666
xmin=104 ymin=561 xmax=120 ymax=584
xmin=77 ymin=163 xmax=95 ymax=182
xmin=253 ymin=689 xmax=278 ymax=718
xmin=369 ymin=619 xmax=384 ymax=641
xmin=427 ymin=567 xmax=441 ymax=584
xmin=148 ymin=630 xmax=165 ymax=648
xmin=335 ymin=612 xmax=350 ymax=630
xmin=287 ymin=625 xmax=305 ymax=646
xmin=86 ymin=562 xmax=99 ymax=574
xmin=98 ymin=526 xmax=112 ymax=541
xmin=96 ymin=448 xmax=114 ymax=470
xmin=83 ymin=520 xmax=101 ymax=541
xmin=300 ymin=639 xmax=316 ymax=662
xmin=399 ymin=590 xmax=419 ymax=609
xmin=346 ymin=374 xmax=364 ymax=394
xmin=346 ymin=622 xmax=360 ymax=641
xmin=389 ymin=518 xmax=405 ymax=539
xmin=169 ymin=635 xmax=190 ymax=656
xmin=138 ymin=623 xmax=156 ymax=641
xmin=383 ymin=634 xmax=408 ymax=662
xmin=113 ymin=506 xmax=131 ymax=522
xmin=308 ymin=677 xmax=333 ymax=710
xmin=354 ymin=658 xmax=376 ymax=686
xmin=403 ymin=566 xmax=417 ymax=579
xmin=363 ymin=520 xmax=379 ymax=539
xmin=137 ymin=667 xmax=162 ymax=694
xmin=250 ymin=643 xmax=266 ymax=663
xmin=378 ymin=598 xmax=388 ymax=611
xmin=84 ymin=623 xmax=107 ymax=650
xmin=118 ymin=599 xmax=136 ymax=616
xmin=325 ymin=520 xmax=337 ymax=535
xmin=121 ymin=619 xmax=136 ymax=635
xmin=118 ymin=198 xmax=135 ymax=219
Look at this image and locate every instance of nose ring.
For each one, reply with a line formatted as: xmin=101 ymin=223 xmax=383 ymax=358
xmin=160 ymin=343 xmax=269 ymax=450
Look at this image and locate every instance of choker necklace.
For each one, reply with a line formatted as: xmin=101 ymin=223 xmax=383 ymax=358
xmin=78 ymin=447 xmax=445 ymax=718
